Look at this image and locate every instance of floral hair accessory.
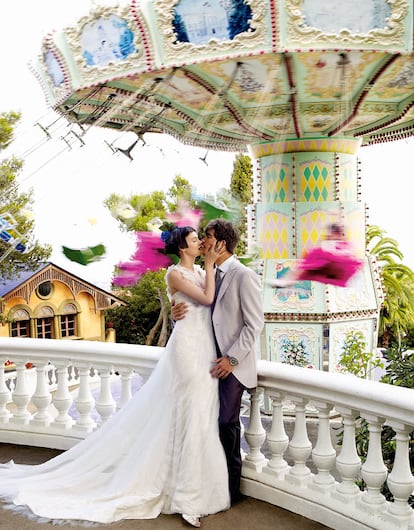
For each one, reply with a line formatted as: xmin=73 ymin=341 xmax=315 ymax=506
xmin=161 ymin=230 xmax=172 ymax=243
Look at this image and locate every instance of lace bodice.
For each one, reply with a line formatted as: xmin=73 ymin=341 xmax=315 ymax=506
xmin=166 ymin=263 xmax=206 ymax=306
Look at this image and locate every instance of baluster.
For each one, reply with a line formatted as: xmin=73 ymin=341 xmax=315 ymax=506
xmin=243 ymin=388 xmax=267 ymax=471
xmin=9 ymin=361 xmax=31 ymax=424
xmin=51 ymin=362 xmax=74 ymax=429
xmin=334 ymin=407 xmax=361 ymax=497
xmin=311 ymin=401 xmax=336 ymax=488
xmin=73 ymin=365 xmax=96 ymax=432
xmin=0 ymin=364 xmax=11 ymax=422
xmin=118 ymin=369 xmax=134 ymax=409
xmin=359 ymin=413 xmax=387 ymax=509
xmin=30 ymin=362 xmax=52 ymax=427
xmin=286 ymin=397 xmax=312 ymax=484
xmin=262 ymin=390 xmax=289 ymax=481
xmin=95 ymin=367 xmax=116 ymax=423
xmin=386 ymin=423 xmax=414 ymax=520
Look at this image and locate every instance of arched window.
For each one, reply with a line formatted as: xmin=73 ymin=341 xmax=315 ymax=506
xmin=10 ymin=308 xmax=31 ymax=338
xmin=60 ymin=303 xmax=78 ymax=338
xmin=36 ymin=306 xmax=55 ymax=339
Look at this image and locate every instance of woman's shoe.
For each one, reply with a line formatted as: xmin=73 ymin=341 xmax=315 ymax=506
xmin=182 ymin=514 xmax=201 ymax=528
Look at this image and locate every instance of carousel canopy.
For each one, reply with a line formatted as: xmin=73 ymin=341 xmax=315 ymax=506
xmin=31 ymin=0 xmax=414 ymax=151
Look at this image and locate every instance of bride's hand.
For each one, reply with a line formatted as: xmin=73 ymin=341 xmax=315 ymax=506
xmin=204 ymin=241 xmax=225 ymax=265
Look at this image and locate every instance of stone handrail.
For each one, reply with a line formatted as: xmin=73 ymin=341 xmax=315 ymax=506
xmin=0 ymin=338 xmax=413 ymax=529
xmin=0 ymin=338 xmax=160 ymax=449
xmin=243 ymin=362 xmax=414 ymax=530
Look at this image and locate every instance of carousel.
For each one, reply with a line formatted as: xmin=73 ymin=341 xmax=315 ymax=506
xmin=31 ymin=0 xmax=414 ymax=371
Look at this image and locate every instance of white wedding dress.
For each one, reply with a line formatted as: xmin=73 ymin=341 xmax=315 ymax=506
xmin=0 ymin=264 xmax=230 ymax=524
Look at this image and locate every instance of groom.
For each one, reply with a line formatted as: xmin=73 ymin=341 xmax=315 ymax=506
xmin=172 ymin=219 xmax=264 ymax=505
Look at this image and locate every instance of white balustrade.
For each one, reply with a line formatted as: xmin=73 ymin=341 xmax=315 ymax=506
xmin=286 ymin=397 xmax=312 ymax=484
xmin=386 ymin=422 xmax=414 ymax=520
xmin=335 ymin=406 xmax=362 ymax=497
xmin=243 ymin=387 xmax=267 ymax=472
xmin=95 ymin=367 xmax=116 ymax=423
xmin=118 ymin=368 xmax=134 ymax=409
xmin=360 ymin=413 xmax=388 ymax=509
xmin=73 ymin=365 xmax=96 ymax=433
xmin=311 ymin=401 xmax=336 ymax=488
xmin=9 ymin=360 xmax=31 ymax=424
xmin=0 ymin=339 xmax=413 ymax=530
xmin=51 ymin=362 xmax=74 ymax=431
xmin=30 ymin=362 xmax=52 ymax=427
xmin=262 ymin=390 xmax=289 ymax=480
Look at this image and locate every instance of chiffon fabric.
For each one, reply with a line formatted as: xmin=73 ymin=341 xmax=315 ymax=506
xmin=0 ymin=264 xmax=230 ymax=525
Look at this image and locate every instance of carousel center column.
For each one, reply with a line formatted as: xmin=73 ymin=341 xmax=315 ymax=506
xmin=248 ymin=137 xmax=382 ymax=372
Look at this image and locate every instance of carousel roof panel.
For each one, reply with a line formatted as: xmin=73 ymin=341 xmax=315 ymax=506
xmin=31 ymin=0 xmax=414 ymax=150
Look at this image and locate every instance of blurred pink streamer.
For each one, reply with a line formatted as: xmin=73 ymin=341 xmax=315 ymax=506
xmin=113 ymin=232 xmax=172 ymax=287
xmin=167 ymin=201 xmax=203 ymax=229
xmin=296 ymin=245 xmax=363 ymax=287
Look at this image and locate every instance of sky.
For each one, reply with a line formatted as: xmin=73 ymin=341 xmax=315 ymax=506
xmin=1 ymin=1 xmax=413 ymax=290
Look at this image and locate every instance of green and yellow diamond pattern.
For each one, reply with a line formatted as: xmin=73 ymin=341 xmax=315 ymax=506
xmin=262 ymin=161 xmax=290 ymax=203
xmin=300 ymin=160 xmax=332 ymax=202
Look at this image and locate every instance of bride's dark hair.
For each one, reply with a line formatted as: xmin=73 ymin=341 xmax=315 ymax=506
xmin=164 ymin=226 xmax=196 ymax=257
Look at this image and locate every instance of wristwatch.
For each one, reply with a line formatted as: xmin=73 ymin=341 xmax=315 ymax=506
xmin=228 ymin=356 xmax=239 ymax=366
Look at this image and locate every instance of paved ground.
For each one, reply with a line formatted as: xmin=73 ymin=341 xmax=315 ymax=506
xmin=0 ymin=442 xmax=331 ymax=530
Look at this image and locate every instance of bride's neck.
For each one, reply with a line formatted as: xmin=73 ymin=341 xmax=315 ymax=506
xmin=179 ymin=256 xmax=195 ymax=271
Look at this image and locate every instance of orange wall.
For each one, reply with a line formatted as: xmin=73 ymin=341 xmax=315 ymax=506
xmin=0 ymin=281 xmax=104 ymax=340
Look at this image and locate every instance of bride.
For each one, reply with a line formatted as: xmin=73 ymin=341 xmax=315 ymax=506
xmin=0 ymin=226 xmax=230 ymax=528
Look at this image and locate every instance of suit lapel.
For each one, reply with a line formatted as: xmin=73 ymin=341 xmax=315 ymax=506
xmin=215 ymin=260 xmax=238 ymax=303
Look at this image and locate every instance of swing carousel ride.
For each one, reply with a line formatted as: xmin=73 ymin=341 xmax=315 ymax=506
xmin=30 ymin=0 xmax=414 ymax=370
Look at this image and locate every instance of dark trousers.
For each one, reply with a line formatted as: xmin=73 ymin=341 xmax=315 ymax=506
xmin=218 ymin=373 xmax=245 ymax=504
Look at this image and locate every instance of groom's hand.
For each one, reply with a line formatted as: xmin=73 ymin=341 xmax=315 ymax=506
xmin=210 ymin=357 xmax=234 ymax=379
xmin=171 ymin=300 xmax=188 ymax=320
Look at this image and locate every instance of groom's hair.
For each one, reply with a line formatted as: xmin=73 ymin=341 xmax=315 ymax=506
xmin=164 ymin=226 xmax=195 ymax=256
xmin=205 ymin=219 xmax=239 ymax=254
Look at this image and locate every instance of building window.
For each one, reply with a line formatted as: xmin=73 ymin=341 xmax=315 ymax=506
xmin=61 ymin=314 xmax=77 ymax=337
xmin=10 ymin=308 xmax=31 ymax=338
xmin=36 ymin=317 xmax=54 ymax=339
xmin=60 ymin=303 xmax=78 ymax=338
xmin=36 ymin=306 xmax=55 ymax=339
xmin=36 ymin=281 xmax=54 ymax=299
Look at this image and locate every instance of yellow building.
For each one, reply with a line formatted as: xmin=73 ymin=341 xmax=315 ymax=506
xmin=0 ymin=262 xmax=125 ymax=341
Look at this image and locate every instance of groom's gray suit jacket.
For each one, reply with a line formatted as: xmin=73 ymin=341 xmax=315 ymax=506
xmin=212 ymin=258 xmax=264 ymax=389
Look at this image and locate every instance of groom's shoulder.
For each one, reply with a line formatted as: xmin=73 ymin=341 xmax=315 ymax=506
xmin=233 ymin=258 xmax=258 ymax=279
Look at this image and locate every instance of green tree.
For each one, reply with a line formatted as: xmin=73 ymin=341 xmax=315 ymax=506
xmin=105 ymin=184 xmax=182 ymax=346
xmin=0 ymin=111 xmax=20 ymax=149
xmin=229 ymin=152 xmax=253 ymax=255
xmin=0 ymin=111 xmax=52 ymax=279
xmin=338 ymin=330 xmax=383 ymax=379
xmin=367 ymin=225 xmax=414 ymax=346
xmin=166 ymin=175 xmax=193 ymax=211
xmin=106 ymin=270 xmax=171 ymax=346
xmin=104 ymin=190 xmax=167 ymax=231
